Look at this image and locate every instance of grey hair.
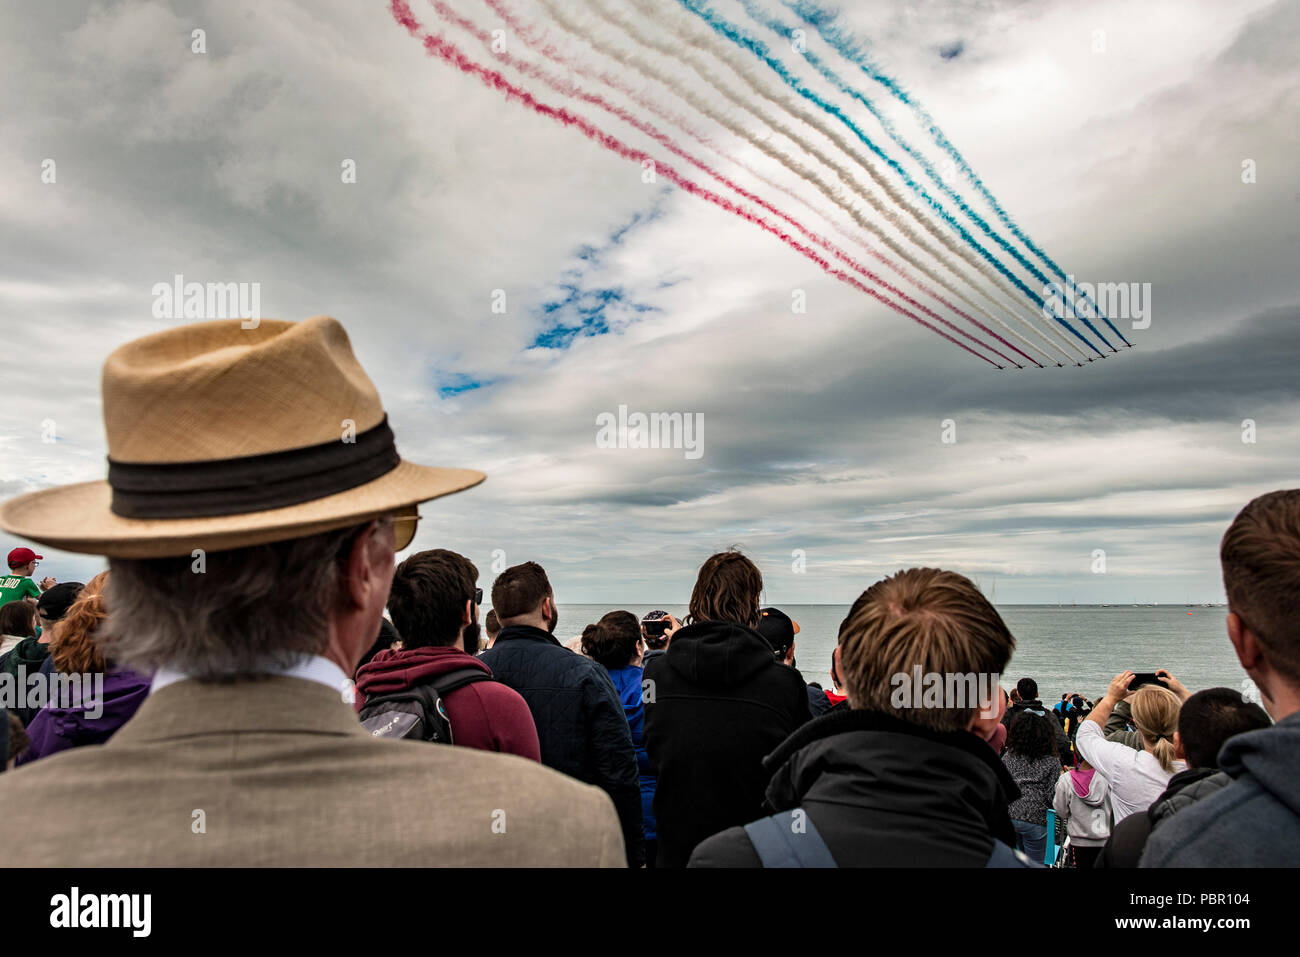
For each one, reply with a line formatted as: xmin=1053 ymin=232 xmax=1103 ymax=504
xmin=102 ymin=523 xmax=366 ymax=680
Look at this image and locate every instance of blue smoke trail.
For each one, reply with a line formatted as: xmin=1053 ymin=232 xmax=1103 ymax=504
xmin=675 ymin=0 xmax=1111 ymax=356
xmin=783 ymin=0 xmax=1130 ymax=347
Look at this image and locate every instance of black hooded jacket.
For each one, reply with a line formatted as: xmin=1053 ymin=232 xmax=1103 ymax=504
xmin=643 ymin=619 xmax=811 ymax=868
xmin=689 ymin=708 xmax=1024 ymax=867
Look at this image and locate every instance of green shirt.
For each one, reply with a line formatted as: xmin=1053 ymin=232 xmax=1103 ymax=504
xmin=0 ymin=574 xmax=40 ymax=606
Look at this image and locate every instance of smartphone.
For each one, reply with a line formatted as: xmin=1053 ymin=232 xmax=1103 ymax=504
xmin=1129 ymin=672 xmax=1165 ymax=690
xmin=643 ymin=618 xmax=670 ymax=638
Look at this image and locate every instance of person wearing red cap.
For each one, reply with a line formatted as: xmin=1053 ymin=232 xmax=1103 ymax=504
xmin=1 ymin=547 xmax=55 ymax=605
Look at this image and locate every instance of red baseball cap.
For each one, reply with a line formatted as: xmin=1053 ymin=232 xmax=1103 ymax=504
xmin=7 ymin=547 xmax=42 ymax=567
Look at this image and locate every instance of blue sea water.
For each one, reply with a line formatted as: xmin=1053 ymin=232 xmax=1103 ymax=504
xmin=555 ymin=604 xmax=1248 ymax=702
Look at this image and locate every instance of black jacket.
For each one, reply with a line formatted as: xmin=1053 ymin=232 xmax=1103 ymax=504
xmin=1003 ymin=699 xmax=1071 ymax=762
xmin=689 ymin=708 xmax=1025 ymax=867
xmin=480 ymin=625 xmax=643 ymax=866
xmin=1097 ymin=766 xmax=1229 ymax=868
xmin=643 ymin=619 xmax=811 ymax=867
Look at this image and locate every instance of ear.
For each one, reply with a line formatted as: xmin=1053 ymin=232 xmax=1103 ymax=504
xmin=461 ymin=598 xmax=473 ymax=629
xmin=1173 ymin=730 xmax=1185 ymax=761
xmin=1227 ymin=612 xmax=1260 ymax=671
xmin=344 ymin=521 xmax=393 ymax=611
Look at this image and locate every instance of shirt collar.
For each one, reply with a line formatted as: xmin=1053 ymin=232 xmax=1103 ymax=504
xmin=152 ymin=654 xmax=353 ymax=701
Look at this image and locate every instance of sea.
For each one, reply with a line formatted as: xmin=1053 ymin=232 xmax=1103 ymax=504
xmin=554 ymin=604 xmax=1250 ymax=702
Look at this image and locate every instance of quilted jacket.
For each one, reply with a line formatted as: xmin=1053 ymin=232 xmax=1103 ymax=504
xmin=480 ymin=625 xmax=643 ymax=866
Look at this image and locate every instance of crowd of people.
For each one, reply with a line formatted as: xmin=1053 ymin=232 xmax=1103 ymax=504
xmin=0 ymin=316 xmax=1295 ymax=868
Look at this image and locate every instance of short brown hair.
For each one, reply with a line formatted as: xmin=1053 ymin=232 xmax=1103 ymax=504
xmin=387 ymin=549 xmax=478 ymax=649
xmin=1221 ymin=489 xmax=1300 ymax=684
xmin=485 ymin=609 xmax=500 ymax=638
xmin=688 ymin=551 xmax=762 ymax=628
xmin=837 ymin=568 xmax=1015 ymax=732
xmin=491 ymin=562 xmax=552 ymax=620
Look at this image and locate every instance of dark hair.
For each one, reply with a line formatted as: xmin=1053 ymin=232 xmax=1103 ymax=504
xmin=491 ymin=562 xmax=552 ymax=621
xmin=0 ymin=600 xmax=38 ymax=638
xmin=1221 ymin=490 xmax=1300 ymax=684
xmin=1007 ymin=710 xmax=1055 ymax=760
xmin=1177 ymin=687 xmax=1272 ymax=769
xmin=688 ymin=551 xmax=762 ymax=628
xmin=485 ymin=609 xmax=500 ymax=637
xmin=581 ymin=611 xmax=642 ymax=669
xmin=387 ymin=549 xmax=478 ymax=649
xmin=830 ymin=651 xmax=840 ymax=687
xmin=356 ymin=618 xmax=402 ymax=674
xmin=1016 ymin=677 xmax=1038 ymax=701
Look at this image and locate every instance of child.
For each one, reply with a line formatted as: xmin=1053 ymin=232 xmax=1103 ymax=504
xmin=1052 ymin=757 xmax=1112 ymax=868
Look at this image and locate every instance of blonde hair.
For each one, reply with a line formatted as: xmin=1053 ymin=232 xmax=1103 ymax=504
xmin=1130 ymin=685 xmax=1182 ymax=773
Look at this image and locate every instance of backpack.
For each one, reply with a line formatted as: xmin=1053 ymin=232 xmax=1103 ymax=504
xmin=359 ymin=667 xmax=493 ymax=744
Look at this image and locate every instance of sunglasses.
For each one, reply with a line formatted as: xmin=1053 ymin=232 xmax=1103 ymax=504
xmin=392 ymin=507 xmax=420 ymax=551
xmin=472 ymin=587 xmax=483 ymax=606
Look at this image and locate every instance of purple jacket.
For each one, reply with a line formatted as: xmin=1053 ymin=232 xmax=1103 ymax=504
xmin=17 ymin=669 xmax=151 ymax=765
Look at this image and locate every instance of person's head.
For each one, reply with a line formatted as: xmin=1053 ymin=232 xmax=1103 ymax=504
xmin=1220 ymin=489 xmax=1300 ymax=720
xmin=36 ymin=581 xmax=85 ymax=635
xmin=49 ymin=572 xmax=110 ymax=673
xmin=756 ymin=607 xmax=799 ymax=665
xmin=688 ymin=551 xmax=762 ymax=629
xmin=485 ymin=609 xmax=501 ymax=642
xmin=6 ymin=547 xmax=41 ymax=577
xmin=1175 ymin=687 xmax=1272 ymax=769
xmin=355 ymin=617 xmax=403 ymax=674
xmin=0 ymin=600 xmax=38 ymax=639
xmin=386 ymin=549 xmax=480 ymax=652
xmin=1006 ymin=710 xmax=1056 ymax=760
xmin=491 ymin=562 xmax=556 ymax=633
xmin=836 ymin=568 xmax=1015 ymax=735
xmin=640 ymin=610 xmax=671 ymax=651
xmin=103 ymin=517 xmax=398 ymax=680
xmin=1128 ymin=684 xmax=1182 ymax=773
xmin=0 ymin=317 xmax=486 ymax=682
xmin=1016 ymin=677 xmax=1038 ymax=702
xmin=580 ymin=610 xmax=642 ymax=669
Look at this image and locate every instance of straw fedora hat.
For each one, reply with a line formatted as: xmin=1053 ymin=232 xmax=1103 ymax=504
xmin=0 ymin=316 xmax=484 ymax=558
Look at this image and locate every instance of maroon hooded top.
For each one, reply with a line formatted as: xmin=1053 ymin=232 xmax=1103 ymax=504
xmin=354 ymin=646 xmax=540 ymax=761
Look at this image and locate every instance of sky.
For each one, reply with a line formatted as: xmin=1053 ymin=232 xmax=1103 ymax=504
xmin=1 ymin=0 xmax=1297 ymax=605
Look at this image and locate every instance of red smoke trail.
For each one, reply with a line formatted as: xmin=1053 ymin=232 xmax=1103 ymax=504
xmin=465 ymin=0 xmax=1038 ymax=367
xmin=389 ymin=0 xmax=1003 ymax=368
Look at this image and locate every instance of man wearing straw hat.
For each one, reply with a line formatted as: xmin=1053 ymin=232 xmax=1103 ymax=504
xmin=0 ymin=316 xmax=625 ymax=866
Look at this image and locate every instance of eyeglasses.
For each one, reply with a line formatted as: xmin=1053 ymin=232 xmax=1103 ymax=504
xmin=392 ymin=507 xmax=421 ymax=551
xmin=472 ymin=587 xmax=483 ymax=606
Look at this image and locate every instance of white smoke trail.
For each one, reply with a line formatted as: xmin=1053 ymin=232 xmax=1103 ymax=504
xmin=591 ymin=0 xmax=1084 ymax=362
xmin=533 ymin=0 xmax=1074 ymax=364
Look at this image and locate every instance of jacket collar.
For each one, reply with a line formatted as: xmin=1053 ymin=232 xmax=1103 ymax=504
xmin=494 ymin=624 xmax=562 ymax=647
xmin=109 ymin=675 xmax=369 ymax=744
xmin=764 ymin=707 xmax=1020 ymax=798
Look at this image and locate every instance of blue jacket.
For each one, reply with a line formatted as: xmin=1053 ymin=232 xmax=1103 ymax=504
xmin=606 ymin=664 xmax=657 ymax=841
xmin=1141 ymin=711 xmax=1300 ymax=866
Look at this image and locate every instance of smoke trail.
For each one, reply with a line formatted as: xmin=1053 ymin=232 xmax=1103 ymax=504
xmin=686 ymin=0 xmax=1108 ymax=358
xmin=541 ymin=0 xmax=1080 ymax=364
xmin=428 ymin=0 xmax=1034 ymax=366
xmin=473 ymin=0 xmax=1050 ymax=366
xmin=387 ymin=1 xmax=1005 ymax=367
xmin=585 ymin=0 xmax=1103 ymax=359
xmin=785 ymin=0 xmax=1131 ymax=347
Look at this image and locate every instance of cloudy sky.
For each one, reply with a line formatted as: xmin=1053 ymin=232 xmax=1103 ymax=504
xmin=1 ymin=0 xmax=1297 ymax=604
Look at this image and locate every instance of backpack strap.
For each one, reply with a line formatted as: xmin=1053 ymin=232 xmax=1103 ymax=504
xmin=743 ymin=810 xmax=838 ymax=868
xmin=426 ymin=666 xmax=494 ymax=697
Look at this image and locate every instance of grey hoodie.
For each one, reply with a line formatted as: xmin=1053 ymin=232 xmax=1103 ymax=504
xmin=1054 ymin=767 xmax=1112 ymax=847
xmin=1140 ymin=711 xmax=1299 ymax=866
